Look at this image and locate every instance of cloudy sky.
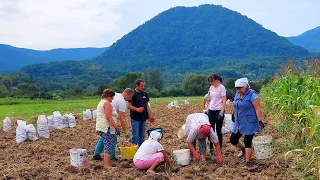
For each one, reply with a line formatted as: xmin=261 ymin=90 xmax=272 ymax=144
xmin=0 ymin=0 xmax=319 ymax=50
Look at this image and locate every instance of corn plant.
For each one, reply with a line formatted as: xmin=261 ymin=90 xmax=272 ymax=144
xmin=260 ymin=60 xmax=320 ymax=178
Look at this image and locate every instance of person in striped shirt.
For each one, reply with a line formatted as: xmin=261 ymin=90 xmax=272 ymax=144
xmin=184 ymin=113 xmax=224 ymax=163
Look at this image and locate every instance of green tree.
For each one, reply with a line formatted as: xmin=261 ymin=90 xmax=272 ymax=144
xmin=182 ymin=74 xmax=208 ymax=96
xmin=0 ymin=83 xmax=9 ymax=98
xmin=110 ymin=72 xmax=143 ymax=92
xmin=1 ymin=76 xmax=13 ymax=90
xmin=12 ymin=83 xmax=40 ymax=98
xmin=144 ymin=68 xmax=164 ymax=91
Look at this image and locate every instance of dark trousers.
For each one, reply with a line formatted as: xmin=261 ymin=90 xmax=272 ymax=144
xmin=230 ymin=131 xmax=254 ymax=148
xmin=208 ymin=110 xmax=223 ymax=150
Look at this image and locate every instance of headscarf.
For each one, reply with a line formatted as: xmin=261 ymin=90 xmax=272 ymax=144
xmin=199 ymin=124 xmax=211 ymax=138
xmin=148 ymin=131 xmax=162 ymax=141
xmin=235 ymin=78 xmax=250 ymax=88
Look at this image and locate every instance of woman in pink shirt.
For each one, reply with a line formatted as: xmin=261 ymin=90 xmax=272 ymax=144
xmin=207 ymin=74 xmax=226 ymax=152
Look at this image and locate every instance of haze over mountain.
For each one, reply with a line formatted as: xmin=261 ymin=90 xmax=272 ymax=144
xmin=22 ymin=5 xmax=310 ymax=87
xmin=0 ymin=44 xmax=107 ymax=72
xmin=287 ymin=26 xmax=320 ymax=52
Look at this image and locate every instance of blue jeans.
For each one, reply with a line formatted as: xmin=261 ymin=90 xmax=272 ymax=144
xmin=94 ymin=134 xmax=117 ymax=159
xmin=131 ymin=119 xmax=146 ymax=147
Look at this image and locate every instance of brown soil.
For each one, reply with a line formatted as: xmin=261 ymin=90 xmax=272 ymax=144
xmin=0 ymin=104 xmax=300 ymax=179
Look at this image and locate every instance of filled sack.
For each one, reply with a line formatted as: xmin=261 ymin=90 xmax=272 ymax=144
xmin=37 ymin=115 xmax=50 ymax=138
xmin=3 ymin=117 xmax=11 ymax=132
xmin=26 ymin=124 xmax=38 ymax=141
xmin=16 ymin=120 xmax=27 ymax=143
xmin=83 ymin=109 xmax=92 ymax=120
xmin=68 ymin=113 xmax=76 ymax=128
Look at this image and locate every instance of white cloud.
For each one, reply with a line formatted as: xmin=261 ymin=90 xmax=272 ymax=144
xmin=1 ymin=0 xmax=319 ymax=49
xmin=0 ymin=0 xmax=128 ymax=49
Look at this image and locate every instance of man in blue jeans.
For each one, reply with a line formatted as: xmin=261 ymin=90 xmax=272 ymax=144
xmin=128 ymin=79 xmax=155 ymax=147
xmin=93 ymin=88 xmax=135 ymax=161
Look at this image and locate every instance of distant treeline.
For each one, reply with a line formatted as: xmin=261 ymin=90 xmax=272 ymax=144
xmin=0 ymin=68 xmax=270 ymax=100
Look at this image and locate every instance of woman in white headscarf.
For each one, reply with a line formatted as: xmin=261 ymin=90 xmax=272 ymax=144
xmin=230 ymin=78 xmax=265 ymax=171
xmin=133 ymin=131 xmax=179 ymax=174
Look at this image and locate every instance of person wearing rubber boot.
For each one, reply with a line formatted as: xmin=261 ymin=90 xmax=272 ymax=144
xmin=184 ymin=113 xmax=224 ymax=164
xmin=230 ymin=78 xmax=265 ymax=171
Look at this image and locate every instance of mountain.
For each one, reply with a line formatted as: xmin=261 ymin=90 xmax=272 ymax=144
xmin=287 ymin=26 xmax=320 ymax=52
xmin=21 ymin=4 xmax=310 ymax=87
xmin=0 ymin=44 xmax=107 ymax=72
xmin=94 ymin=5 xmax=309 ymax=71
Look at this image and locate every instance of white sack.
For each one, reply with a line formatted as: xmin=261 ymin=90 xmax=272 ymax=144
xmin=37 ymin=115 xmax=50 ymax=138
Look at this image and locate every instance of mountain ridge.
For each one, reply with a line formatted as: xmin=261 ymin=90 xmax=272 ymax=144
xmin=0 ymin=44 xmax=107 ymax=72
xmin=287 ymin=26 xmax=320 ymax=52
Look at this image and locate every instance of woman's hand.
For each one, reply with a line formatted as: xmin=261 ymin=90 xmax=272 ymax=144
xmin=218 ymin=111 xmax=224 ymax=120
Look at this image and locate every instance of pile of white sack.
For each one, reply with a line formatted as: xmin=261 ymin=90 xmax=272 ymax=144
xmin=168 ymin=100 xmax=180 ymax=109
xmin=167 ymin=100 xmax=190 ymax=109
xmin=48 ymin=111 xmax=76 ymax=129
xmin=16 ymin=120 xmax=38 ymax=143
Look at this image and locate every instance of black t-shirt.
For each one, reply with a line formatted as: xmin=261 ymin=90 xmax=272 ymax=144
xmin=129 ymin=90 xmax=149 ymax=121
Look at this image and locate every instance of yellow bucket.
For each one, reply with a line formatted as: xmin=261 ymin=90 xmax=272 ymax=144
xmin=119 ymin=145 xmax=138 ymax=160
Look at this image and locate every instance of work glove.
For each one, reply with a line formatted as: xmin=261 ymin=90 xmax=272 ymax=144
xmin=124 ymin=131 xmax=130 ymax=138
xmin=231 ymin=114 xmax=235 ymax=122
xmin=258 ymin=121 xmax=265 ymax=132
xmin=115 ymin=127 xmax=120 ymax=136
xmin=149 ymin=116 xmax=155 ymax=122
xmin=193 ymin=152 xmax=200 ymax=160
xmin=217 ymin=155 xmax=224 ymax=164
xmin=218 ymin=111 xmax=224 ymax=120
xmin=137 ymin=107 xmax=144 ymax=113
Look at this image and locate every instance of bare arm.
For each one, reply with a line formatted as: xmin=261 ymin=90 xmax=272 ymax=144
xmin=103 ymin=102 xmax=118 ymax=128
xmin=202 ymin=99 xmax=206 ymax=110
xmin=160 ymin=150 xmax=174 ymax=169
xmin=187 ymin=141 xmax=197 ymax=155
xmin=118 ymin=111 xmax=127 ymax=132
xmin=252 ymin=98 xmax=263 ymax=121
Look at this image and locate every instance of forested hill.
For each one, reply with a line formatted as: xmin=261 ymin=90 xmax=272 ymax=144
xmin=0 ymin=44 xmax=107 ymax=72
xmin=287 ymin=26 xmax=320 ymax=52
xmin=94 ymin=4 xmax=309 ymax=71
xmin=20 ymin=4 xmax=311 ymax=88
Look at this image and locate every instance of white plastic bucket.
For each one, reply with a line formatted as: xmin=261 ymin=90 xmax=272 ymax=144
xmin=70 ymin=149 xmax=87 ymax=166
xmin=252 ymin=135 xmax=272 ymax=159
xmin=173 ymin=149 xmax=190 ymax=166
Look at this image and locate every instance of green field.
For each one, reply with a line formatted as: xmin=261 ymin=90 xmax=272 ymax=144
xmin=0 ymin=96 xmax=202 ymax=127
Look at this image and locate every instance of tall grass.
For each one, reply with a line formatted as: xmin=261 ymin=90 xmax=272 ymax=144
xmin=260 ymin=59 xmax=320 ymax=178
